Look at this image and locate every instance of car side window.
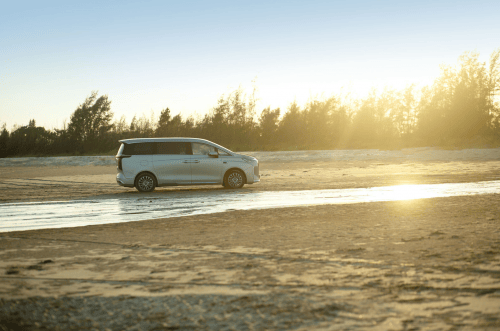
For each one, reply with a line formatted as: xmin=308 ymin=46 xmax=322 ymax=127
xmin=123 ymin=143 xmax=155 ymax=155
xmin=192 ymin=143 xmax=216 ymax=155
xmin=157 ymin=142 xmax=191 ymax=155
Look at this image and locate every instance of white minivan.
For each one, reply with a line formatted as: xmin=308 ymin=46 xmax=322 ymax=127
xmin=116 ymin=138 xmax=260 ymax=192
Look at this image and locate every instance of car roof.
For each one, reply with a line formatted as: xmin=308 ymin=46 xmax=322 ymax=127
xmin=120 ymin=137 xmax=205 ymax=143
xmin=118 ymin=137 xmax=234 ymax=154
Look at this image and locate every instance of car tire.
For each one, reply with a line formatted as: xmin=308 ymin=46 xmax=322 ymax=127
xmin=224 ymin=169 xmax=245 ymax=189
xmin=135 ymin=173 xmax=156 ymax=192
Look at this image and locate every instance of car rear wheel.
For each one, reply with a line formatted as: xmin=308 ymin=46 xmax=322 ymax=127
xmin=135 ymin=173 xmax=156 ymax=192
xmin=224 ymin=169 xmax=245 ymax=189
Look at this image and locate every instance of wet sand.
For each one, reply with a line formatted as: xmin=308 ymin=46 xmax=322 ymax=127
xmin=1 ymin=148 xmax=500 ymax=330
xmin=1 ymin=160 xmax=500 ymax=203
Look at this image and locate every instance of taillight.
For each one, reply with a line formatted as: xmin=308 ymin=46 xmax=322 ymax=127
xmin=116 ymin=155 xmax=131 ymax=171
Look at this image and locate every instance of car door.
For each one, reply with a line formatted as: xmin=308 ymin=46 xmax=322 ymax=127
xmin=153 ymin=142 xmax=193 ymax=185
xmin=190 ymin=142 xmax=223 ymax=183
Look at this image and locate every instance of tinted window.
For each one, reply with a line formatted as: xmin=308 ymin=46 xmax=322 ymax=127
xmin=157 ymin=142 xmax=191 ymax=155
xmin=122 ymin=143 xmax=155 ymax=155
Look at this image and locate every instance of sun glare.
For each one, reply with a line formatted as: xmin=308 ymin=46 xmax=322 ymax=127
xmin=380 ymin=184 xmax=434 ymax=202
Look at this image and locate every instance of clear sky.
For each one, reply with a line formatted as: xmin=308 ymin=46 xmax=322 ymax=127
xmin=1 ymin=0 xmax=499 ymax=129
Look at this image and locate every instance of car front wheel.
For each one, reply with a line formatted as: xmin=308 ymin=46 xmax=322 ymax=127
xmin=135 ymin=173 xmax=156 ymax=192
xmin=224 ymin=170 xmax=245 ymax=189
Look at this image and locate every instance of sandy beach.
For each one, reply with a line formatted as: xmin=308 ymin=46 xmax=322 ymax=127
xmin=1 ymin=147 xmax=500 ymax=330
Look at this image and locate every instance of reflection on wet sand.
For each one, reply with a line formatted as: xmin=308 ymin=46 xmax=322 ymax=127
xmin=1 ymin=180 xmax=499 ymax=232
xmin=1 ymin=193 xmax=499 ymax=330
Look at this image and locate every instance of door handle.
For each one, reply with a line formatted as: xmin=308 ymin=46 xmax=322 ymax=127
xmin=192 ymin=160 xmax=200 ymax=163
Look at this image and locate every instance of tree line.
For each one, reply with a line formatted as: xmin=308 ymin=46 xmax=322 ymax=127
xmin=1 ymin=50 xmax=499 ymax=157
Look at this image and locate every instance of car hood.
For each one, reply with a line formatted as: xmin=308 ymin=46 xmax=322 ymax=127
xmin=234 ymin=153 xmax=258 ymax=162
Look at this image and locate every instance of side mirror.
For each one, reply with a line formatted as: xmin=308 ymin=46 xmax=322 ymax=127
xmin=208 ymin=151 xmax=219 ymax=158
